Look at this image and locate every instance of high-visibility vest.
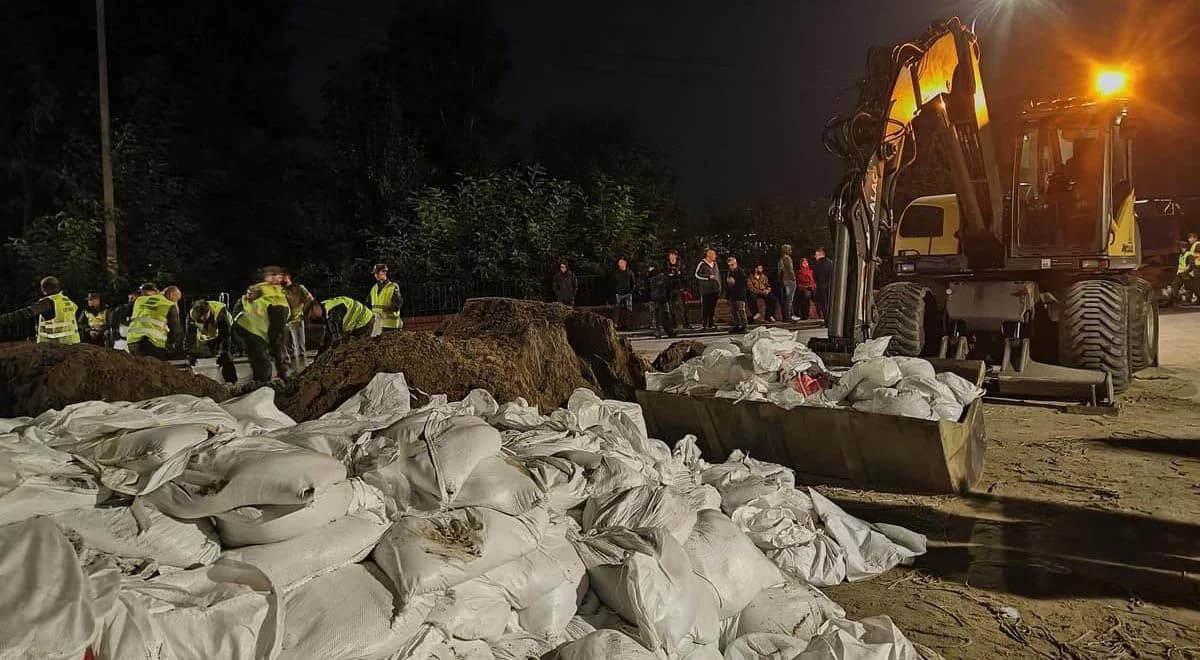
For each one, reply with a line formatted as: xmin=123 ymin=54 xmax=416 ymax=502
xmin=195 ymin=300 xmax=230 ymax=343
xmin=1180 ymin=241 xmax=1200 ymax=274
xmin=127 ymin=294 xmax=175 ymax=348
xmin=234 ymin=295 xmax=272 ymax=341
xmin=37 ymin=293 xmax=80 ymax=345
xmin=253 ymin=282 xmax=290 ymax=309
xmin=324 ymin=296 xmax=375 ymax=334
xmin=83 ymin=309 xmax=109 ymax=331
xmin=370 ymin=281 xmax=401 ymax=329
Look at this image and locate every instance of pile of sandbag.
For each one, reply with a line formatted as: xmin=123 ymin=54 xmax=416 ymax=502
xmin=1 ymin=372 xmax=934 ymax=660
xmin=646 ymin=330 xmax=984 ymax=421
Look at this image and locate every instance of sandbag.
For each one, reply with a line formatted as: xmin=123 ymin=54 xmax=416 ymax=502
xmin=730 ymin=489 xmax=818 ymax=550
xmin=807 ymin=489 xmax=926 ymax=582
xmin=827 ymin=358 xmax=902 ymax=403
xmin=587 ymin=453 xmax=656 ymax=497
xmin=480 ymin=515 xmax=586 ymax=609
xmin=567 ymin=389 xmax=650 ymax=445
xmin=767 ymin=532 xmax=848 ymax=587
xmin=65 ymin=423 xmax=213 ymax=496
xmin=556 ymin=629 xmax=658 ymax=660
xmin=0 ymin=435 xmax=100 ymax=525
xmin=736 ymin=581 xmax=845 ymax=641
xmin=214 ymin=478 xmax=385 ymax=547
xmin=265 ymin=417 xmax=376 ymax=462
xmin=792 ymin=616 xmax=919 ymax=660
xmin=490 ymin=632 xmax=557 ymax=660
xmin=702 ymin=451 xmax=795 ymax=514
xmin=425 ymin=577 xmax=512 ymax=641
xmin=891 ymin=357 xmax=936 ymax=380
xmin=280 ymin=562 xmax=434 ymax=659
xmin=452 ymin=455 xmax=545 ymax=515
xmin=851 ymin=336 xmax=891 ymax=361
xmin=724 ymin=633 xmax=808 ymax=660
xmin=373 ymin=506 xmax=549 ymax=603
xmin=329 ymin=371 xmax=413 ymax=421
xmin=936 ymin=371 xmax=985 ymax=406
xmin=522 ymin=455 xmax=589 ymax=511
xmin=684 ymin=510 xmax=784 ymax=618
xmin=582 ymin=484 xmax=698 ymax=544
xmin=516 ymin=578 xmax=580 ymax=642
xmin=221 ymin=513 xmax=390 ymax=591
xmin=34 ymin=396 xmax=237 ymax=442
xmin=851 ymin=389 xmax=933 ymax=420
xmin=367 ymin=415 xmax=503 ymax=509
xmin=681 ymin=349 xmax=739 ymax=393
xmin=220 ymin=387 xmax=296 ymax=433
xmin=53 ymin=504 xmax=220 ymax=569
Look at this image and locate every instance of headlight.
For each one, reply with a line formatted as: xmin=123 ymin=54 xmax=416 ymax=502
xmin=897 ymin=263 xmax=917 ymax=273
xmin=1080 ymin=259 xmax=1109 ymax=269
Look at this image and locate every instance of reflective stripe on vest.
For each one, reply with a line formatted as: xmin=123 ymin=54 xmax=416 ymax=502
xmin=127 ymin=294 xmax=174 ymax=348
xmin=1179 ymin=242 xmax=1199 ymax=273
xmin=83 ymin=309 xmax=108 ymax=331
xmin=37 ymin=293 xmax=80 ymax=345
xmin=195 ymin=300 xmax=229 ymax=343
xmin=235 ymin=296 xmax=271 ymax=341
xmin=324 ymin=296 xmax=375 ymax=334
xmin=370 ymin=281 xmax=401 ymax=329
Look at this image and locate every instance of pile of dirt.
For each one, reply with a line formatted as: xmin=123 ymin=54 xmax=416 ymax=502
xmin=279 ymin=298 xmax=644 ymax=421
xmin=0 ymin=342 xmax=230 ymax=418
xmin=651 ymin=340 xmax=707 ymax=373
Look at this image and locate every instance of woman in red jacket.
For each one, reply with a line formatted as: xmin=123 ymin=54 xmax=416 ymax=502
xmin=795 ymin=257 xmax=817 ymax=320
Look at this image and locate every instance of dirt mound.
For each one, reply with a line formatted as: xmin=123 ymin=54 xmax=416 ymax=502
xmin=651 ymin=340 xmax=707 ymax=373
xmin=278 ymin=298 xmax=645 ymax=421
xmin=0 ymin=342 xmax=229 ymax=417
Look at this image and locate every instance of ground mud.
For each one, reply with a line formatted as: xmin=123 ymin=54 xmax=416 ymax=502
xmin=0 ymin=342 xmax=229 ymax=417
xmin=650 ymin=340 xmax=707 ymax=373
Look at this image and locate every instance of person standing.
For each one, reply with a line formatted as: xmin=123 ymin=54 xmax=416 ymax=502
xmin=725 ymin=257 xmax=749 ymax=333
xmin=812 ymin=247 xmax=835 ymax=321
xmin=694 ymin=249 xmax=721 ymax=330
xmin=552 ymin=261 xmax=578 ymax=306
xmin=795 ymin=257 xmax=818 ymax=321
xmin=0 ymin=276 xmax=80 ymax=345
xmin=310 ymin=296 xmax=376 ymax=354
xmin=187 ymin=300 xmax=237 ymax=384
xmin=664 ymin=249 xmax=692 ymax=329
xmin=777 ymin=244 xmax=799 ymax=322
xmin=369 ymin=263 xmax=403 ymax=332
xmin=251 ymin=267 xmax=292 ymax=379
xmin=109 ymin=290 xmax=139 ymax=351
xmin=233 ymin=287 xmax=275 ymax=381
xmin=281 ymin=270 xmax=314 ymax=371
xmin=747 ymin=264 xmax=777 ymax=322
xmin=611 ymin=257 xmax=636 ymax=331
xmin=646 ymin=265 xmax=675 ymax=339
xmin=77 ymin=293 xmax=109 ymax=346
xmin=126 ymin=283 xmax=182 ymax=360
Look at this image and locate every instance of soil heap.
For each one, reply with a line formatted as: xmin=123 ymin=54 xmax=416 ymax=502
xmin=651 ymin=340 xmax=707 ymax=373
xmin=0 ymin=342 xmax=229 ymax=418
xmin=279 ymin=298 xmax=644 ymax=421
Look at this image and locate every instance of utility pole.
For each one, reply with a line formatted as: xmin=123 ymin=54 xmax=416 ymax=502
xmin=96 ymin=0 xmax=118 ymax=281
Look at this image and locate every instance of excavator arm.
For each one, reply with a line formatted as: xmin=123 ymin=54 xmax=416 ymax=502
xmin=816 ymin=18 xmax=1005 ymax=350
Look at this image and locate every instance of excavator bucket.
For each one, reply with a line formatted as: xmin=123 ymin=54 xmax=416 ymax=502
xmin=635 ymin=359 xmax=987 ymax=495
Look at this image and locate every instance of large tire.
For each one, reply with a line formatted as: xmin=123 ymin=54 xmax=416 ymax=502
xmin=1057 ymin=280 xmax=1131 ymax=393
xmin=874 ymin=282 xmax=937 ymax=357
xmin=1126 ymin=277 xmax=1159 ymax=370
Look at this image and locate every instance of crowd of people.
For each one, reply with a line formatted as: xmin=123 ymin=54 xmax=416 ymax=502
xmin=0 ymin=263 xmax=406 ymax=384
xmin=555 ymin=245 xmax=836 ymax=338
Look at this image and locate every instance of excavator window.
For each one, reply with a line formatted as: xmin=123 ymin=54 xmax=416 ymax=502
xmin=1015 ymin=114 xmax=1105 ymax=253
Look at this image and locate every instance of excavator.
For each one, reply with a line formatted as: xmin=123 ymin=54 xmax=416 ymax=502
xmin=810 ymin=17 xmax=1156 ymax=407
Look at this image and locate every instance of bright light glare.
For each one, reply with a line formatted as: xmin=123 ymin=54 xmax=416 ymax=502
xmin=1095 ymin=69 xmax=1128 ymax=96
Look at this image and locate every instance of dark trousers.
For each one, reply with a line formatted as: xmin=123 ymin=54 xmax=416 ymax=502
xmin=797 ymin=288 xmax=814 ymax=320
xmin=651 ymin=301 xmax=676 ymax=337
xmin=235 ymin=325 xmax=274 ymax=381
xmin=701 ymin=292 xmax=719 ymax=328
xmin=669 ymin=290 xmax=690 ymax=327
xmin=730 ymin=299 xmax=748 ymax=330
xmin=206 ymin=338 xmax=238 ymax=384
xmin=128 ymin=340 xmax=168 ymax=360
xmin=816 ymin=286 xmax=832 ymax=320
xmin=753 ymin=293 xmax=777 ymax=320
xmin=267 ymin=306 xmax=290 ymax=379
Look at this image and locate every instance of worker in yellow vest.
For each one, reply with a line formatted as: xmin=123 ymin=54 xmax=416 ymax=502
xmin=369 ymin=263 xmax=403 ymax=332
xmin=126 ymin=283 xmax=183 ymax=359
xmin=233 ymin=287 xmax=276 ymax=381
xmin=187 ymin=300 xmax=237 ymax=384
xmin=0 ymin=276 xmax=80 ymax=345
xmin=246 ymin=266 xmax=293 ymax=379
xmin=310 ymin=296 xmax=375 ymax=354
xmin=77 ymin=292 xmax=110 ymax=347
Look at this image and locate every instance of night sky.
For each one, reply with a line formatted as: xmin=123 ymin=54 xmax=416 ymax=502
xmin=287 ymin=0 xmax=1200 ymax=211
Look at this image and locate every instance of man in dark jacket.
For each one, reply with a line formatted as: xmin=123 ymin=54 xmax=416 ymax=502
xmin=552 ymin=261 xmax=577 ymax=306
xmin=664 ymin=249 xmax=691 ymax=329
xmin=647 ymin=265 xmax=675 ymax=339
xmin=109 ymin=290 xmax=139 ymax=350
xmin=812 ymin=247 xmax=836 ymax=322
xmin=611 ymin=257 xmax=637 ymax=330
xmin=725 ymin=257 xmax=749 ymax=333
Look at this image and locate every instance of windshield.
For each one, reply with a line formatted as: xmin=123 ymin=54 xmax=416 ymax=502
xmin=1014 ymin=113 xmax=1106 ymax=253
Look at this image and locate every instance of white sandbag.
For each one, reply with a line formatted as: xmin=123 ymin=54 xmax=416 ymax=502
xmin=556 ymin=629 xmax=658 ymax=660
xmin=851 ymin=388 xmax=933 ymax=420
xmin=724 ymin=633 xmax=809 ymax=660
xmin=367 ymin=415 xmax=503 ymax=509
xmin=53 ymin=503 xmax=220 ymax=568
xmin=567 ymin=388 xmax=649 ymax=444
xmin=489 ymin=398 xmax=554 ymax=431
xmin=490 ymin=632 xmax=557 ymax=660
xmin=66 ymin=423 xmax=213 ymax=496
xmin=216 ymin=478 xmax=384 ymax=547
xmin=425 ymin=578 xmax=512 ymax=641
xmin=895 ymin=375 xmax=956 ymax=405
xmin=587 ymin=453 xmax=656 ymax=497
xmin=792 ymin=616 xmax=919 ymax=660
xmin=734 ymin=326 xmax=796 ymax=350
xmin=373 ymin=506 xmax=549 ymax=603
xmin=682 ymin=350 xmax=739 ymax=392
xmin=684 ymin=510 xmax=784 ymax=618
xmin=503 ymin=428 xmax=594 ymax=457
xmin=807 ymin=489 xmax=926 ymax=582
xmin=730 ymin=489 xmax=819 ymax=550
xmin=767 ymin=532 xmax=848 ymax=587
xmin=936 ymin=371 xmax=986 ymax=406
xmin=932 ymin=400 xmax=965 ymax=421
xmin=280 ymin=562 xmax=434 ymax=659
xmin=266 ymin=417 xmax=377 ymax=462
xmin=516 ymin=578 xmax=580 ymax=642
xmin=736 ymin=581 xmax=845 ymax=641
xmin=480 ymin=515 xmax=586 ymax=609
xmin=34 ymin=396 xmax=237 ymax=442
xmin=522 ymin=455 xmax=589 ymax=511
xmin=0 ymin=435 xmax=100 ymax=525
xmin=582 ymin=485 xmax=698 ymax=544
xmin=0 ymin=417 xmax=31 ymax=432
xmin=827 ymin=358 xmax=902 ymax=403
xmin=221 ymin=513 xmax=390 ymax=591
xmin=452 ymin=455 xmax=545 ymax=515
xmin=329 ymin=371 xmax=413 ymax=421
xmin=645 ymin=369 xmax=685 ymax=393
xmin=577 ymin=527 xmax=720 ymax=656
xmin=0 ymin=517 xmax=111 ymax=660
xmin=702 ymin=451 xmax=795 ymax=514
xmin=851 ymin=336 xmax=891 ymax=362
xmin=220 ymin=387 xmax=296 ymax=433
xmin=145 ymin=438 xmax=349 ymax=518
xmin=891 ymin=357 xmax=936 ymax=380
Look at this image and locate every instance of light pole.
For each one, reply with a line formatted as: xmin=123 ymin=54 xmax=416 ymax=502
xmin=96 ymin=0 xmax=118 ymax=281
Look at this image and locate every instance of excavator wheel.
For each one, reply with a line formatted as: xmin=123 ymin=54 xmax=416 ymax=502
xmin=1057 ymin=279 xmax=1131 ymax=393
xmin=1126 ymin=277 xmax=1159 ymax=370
xmin=873 ymin=282 xmax=938 ymax=357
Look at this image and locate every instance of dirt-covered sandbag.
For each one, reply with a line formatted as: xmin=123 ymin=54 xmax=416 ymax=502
xmin=582 ymin=485 xmax=698 ymax=544
xmin=373 ymin=506 xmax=549 ymax=603
xmin=736 ymin=581 xmax=845 ymax=640
xmin=556 ymin=629 xmax=658 ymax=660
xmin=683 ymin=510 xmax=783 ymax=618
xmin=453 ymin=455 xmax=545 ymax=515
xmin=425 ymin=578 xmax=512 ymax=641
xmin=53 ymin=504 xmax=220 ymax=568
xmin=213 ymin=478 xmax=384 ymax=547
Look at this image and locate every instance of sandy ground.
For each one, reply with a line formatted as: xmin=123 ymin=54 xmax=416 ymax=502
xmin=634 ymin=311 xmax=1200 ymax=659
